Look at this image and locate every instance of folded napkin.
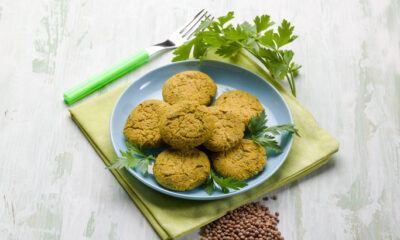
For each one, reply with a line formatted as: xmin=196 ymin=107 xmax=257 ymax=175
xmin=69 ymin=51 xmax=339 ymax=240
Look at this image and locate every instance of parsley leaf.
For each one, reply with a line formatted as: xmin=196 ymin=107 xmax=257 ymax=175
xmin=224 ymin=25 xmax=248 ymax=40
xmin=192 ymin=37 xmax=209 ymax=60
xmin=217 ymin=11 xmax=234 ymax=26
xmin=254 ymin=15 xmax=274 ymax=33
xmin=248 ymin=110 xmax=268 ymax=136
xmin=268 ymin=60 xmax=289 ymax=81
xmin=240 ymin=21 xmax=257 ymax=36
xmin=172 ymin=12 xmax=301 ymax=97
xmin=215 ymin=42 xmax=241 ymax=58
xmin=125 ymin=141 xmax=146 ymax=157
xmin=258 ymin=30 xmax=275 ymax=49
xmin=108 ymin=141 xmax=155 ymax=175
xmin=265 ymin=124 xmax=300 ymax=136
xmin=171 ymin=39 xmax=195 ymax=62
xmin=203 ymin=177 xmax=215 ymax=195
xmin=203 ymin=170 xmax=248 ymax=195
xmin=273 ymin=19 xmax=298 ymax=48
xmin=198 ymin=17 xmax=214 ymax=32
xmin=251 ymin=135 xmax=282 ymax=152
xmin=248 ymin=110 xmax=299 ymax=152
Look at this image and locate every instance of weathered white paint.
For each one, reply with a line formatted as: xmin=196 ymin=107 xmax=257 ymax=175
xmin=0 ymin=0 xmax=399 ymax=239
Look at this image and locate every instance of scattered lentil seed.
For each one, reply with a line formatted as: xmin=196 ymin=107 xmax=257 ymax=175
xmin=272 ymin=195 xmax=278 ymax=200
xmin=263 ymin=196 xmax=269 ymax=201
xmin=200 ymin=201 xmax=282 ymax=239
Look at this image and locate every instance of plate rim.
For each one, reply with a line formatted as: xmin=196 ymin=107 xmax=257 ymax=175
xmin=110 ymin=59 xmax=294 ymax=200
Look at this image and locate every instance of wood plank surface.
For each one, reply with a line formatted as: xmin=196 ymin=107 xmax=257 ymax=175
xmin=0 ymin=0 xmax=399 ymax=239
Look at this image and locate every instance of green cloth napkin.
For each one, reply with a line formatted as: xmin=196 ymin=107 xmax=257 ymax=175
xmin=69 ymin=51 xmax=339 ymax=240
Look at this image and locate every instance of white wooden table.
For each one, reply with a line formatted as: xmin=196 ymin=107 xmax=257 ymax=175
xmin=1 ymin=0 xmax=399 ymax=239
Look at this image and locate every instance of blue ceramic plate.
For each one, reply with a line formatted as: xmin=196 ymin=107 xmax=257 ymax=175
xmin=110 ymin=60 xmax=293 ymax=200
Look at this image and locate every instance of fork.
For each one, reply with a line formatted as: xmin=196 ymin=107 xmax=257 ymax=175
xmin=64 ymin=9 xmax=212 ymax=105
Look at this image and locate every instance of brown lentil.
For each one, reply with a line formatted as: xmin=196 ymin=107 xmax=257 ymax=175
xmin=272 ymin=195 xmax=278 ymax=200
xmin=200 ymin=202 xmax=282 ymax=240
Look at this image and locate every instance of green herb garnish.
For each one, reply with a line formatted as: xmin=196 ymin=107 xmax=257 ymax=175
xmin=248 ymin=110 xmax=299 ymax=152
xmin=204 ymin=170 xmax=248 ymax=195
xmin=172 ymin=11 xmax=301 ymax=96
xmin=108 ymin=141 xmax=155 ymax=175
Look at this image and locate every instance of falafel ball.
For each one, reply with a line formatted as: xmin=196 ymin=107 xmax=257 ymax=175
xmin=203 ymin=107 xmax=245 ymax=152
xmin=211 ymin=139 xmax=267 ymax=180
xmin=153 ymin=148 xmax=211 ymax=191
xmin=159 ymin=101 xmax=215 ymax=149
xmin=123 ymin=99 xmax=169 ymax=148
xmin=214 ymin=90 xmax=264 ymax=126
xmin=162 ymin=71 xmax=217 ymax=105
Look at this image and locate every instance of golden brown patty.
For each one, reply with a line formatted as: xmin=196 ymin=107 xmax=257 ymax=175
xmin=162 ymin=71 xmax=217 ymax=105
xmin=159 ymin=101 xmax=215 ymax=149
xmin=203 ymin=107 xmax=245 ymax=152
xmin=123 ymin=100 xmax=169 ymax=148
xmin=211 ymin=139 xmax=267 ymax=180
xmin=153 ymin=148 xmax=211 ymax=191
xmin=214 ymin=90 xmax=264 ymax=126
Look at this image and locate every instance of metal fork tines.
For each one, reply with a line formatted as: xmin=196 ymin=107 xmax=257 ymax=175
xmin=146 ymin=9 xmax=213 ymax=56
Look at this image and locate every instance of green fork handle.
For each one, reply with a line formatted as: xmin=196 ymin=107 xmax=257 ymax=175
xmin=63 ymin=49 xmax=150 ymax=105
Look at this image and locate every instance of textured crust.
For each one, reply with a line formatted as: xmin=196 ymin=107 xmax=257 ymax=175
xmin=123 ymin=100 xmax=169 ymax=148
xmin=211 ymin=139 xmax=267 ymax=180
xmin=153 ymin=148 xmax=211 ymax=191
xmin=159 ymin=101 xmax=215 ymax=149
xmin=214 ymin=90 xmax=264 ymax=126
xmin=203 ymin=107 xmax=245 ymax=152
xmin=162 ymin=71 xmax=217 ymax=105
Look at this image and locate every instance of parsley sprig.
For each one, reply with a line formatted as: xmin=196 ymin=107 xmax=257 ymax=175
xmin=204 ymin=170 xmax=248 ymax=195
xmin=108 ymin=141 xmax=155 ymax=175
xmin=248 ymin=110 xmax=299 ymax=152
xmin=172 ymin=11 xmax=301 ymax=96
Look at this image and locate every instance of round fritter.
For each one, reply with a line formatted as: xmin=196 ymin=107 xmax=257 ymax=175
xmin=159 ymin=101 xmax=215 ymax=149
xmin=211 ymin=139 xmax=267 ymax=180
xmin=123 ymin=100 xmax=169 ymax=148
xmin=203 ymin=107 xmax=245 ymax=152
xmin=153 ymin=148 xmax=211 ymax=191
xmin=214 ymin=90 xmax=264 ymax=126
xmin=162 ymin=71 xmax=217 ymax=105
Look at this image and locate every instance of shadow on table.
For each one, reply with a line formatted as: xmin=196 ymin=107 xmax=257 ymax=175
xmin=265 ymin=155 xmax=337 ymax=196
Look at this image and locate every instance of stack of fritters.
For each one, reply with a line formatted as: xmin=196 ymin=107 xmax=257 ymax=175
xmin=123 ymin=71 xmax=267 ymax=192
